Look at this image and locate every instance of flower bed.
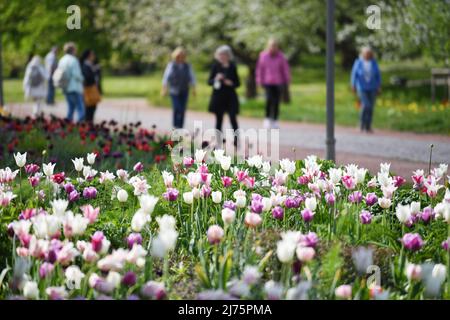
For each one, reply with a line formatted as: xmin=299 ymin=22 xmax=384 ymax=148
xmin=0 ymin=115 xmax=172 ymax=171
xmin=0 ymin=149 xmax=449 ymax=300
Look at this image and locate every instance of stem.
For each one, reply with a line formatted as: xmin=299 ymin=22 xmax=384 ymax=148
xmin=428 ymin=144 xmax=434 ymax=175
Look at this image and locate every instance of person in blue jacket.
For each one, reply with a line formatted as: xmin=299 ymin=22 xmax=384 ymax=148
xmin=351 ymin=46 xmax=381 ymax=133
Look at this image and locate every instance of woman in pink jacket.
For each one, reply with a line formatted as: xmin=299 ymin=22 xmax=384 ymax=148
xmin=255 ymin=38 xmax=291 ymax=129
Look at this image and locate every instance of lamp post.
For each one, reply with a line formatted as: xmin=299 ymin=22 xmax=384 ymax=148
xmin=326 ymin=0 xmax=336 ymax=161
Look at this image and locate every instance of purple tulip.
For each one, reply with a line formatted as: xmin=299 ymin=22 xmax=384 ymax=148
xmin=300 ymin=232 xmax=319 ymax=248
xmin=127 ymin=233 xmax=143 ymax=249
xmin=272 ymin=206 xmax=284 ymax=220
xmin=251 ymin=200 xmax=264 ymax=214
xmin=348 ymin=191 xmax=363 ymax=204
xmin=141 ymin=281 xmax=166 ymax=300
xmin=285 ymin=197 xmax=300 ymax=208
xmin=163 ymin=188 xmax=179 ymax=201
xmin=360 ymin=210 xmax=372 ymax=224
xmin=223 ymin=200 xmax=236 ymax=211
xmin=64 ymin=183 xmax=75 ymax=194
xmin=69 ymin=190 xmax=80 ymax=202
xmin=83 ymin=186 xmax=97 ymax=199
xmin=39 ymin=262 xmax=54 ymax=279
xmin=201 ymin=185 xmax=211 ymax=198
xmin=133 ymin=162 xmax=144 ymax=172
xmin=325 ymin=193 xmax=335 ymax=205
xmin=401 ymin=233 xmax=424 ymax=251
xmin=122 ymin=271 xmax=137 ymax=287
xmin=301 ymin=208 xmax=314 ymax=222
xmin=420 ymin=206 xmax=434 ymax=223
xmin=251 ymin=193 xmax=263 ymax=202
xmin=442 ymin=238 xmax=449 ymax=252
xmin=91 ymin=231 xmax=104 ymax=253
xmin=365 ymin=193 xmax=378 ymax=206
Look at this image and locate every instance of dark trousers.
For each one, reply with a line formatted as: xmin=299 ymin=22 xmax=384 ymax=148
xmin=170 ymin=91 xmax=189 ymax=128
xmin=46 ymin=78 xmax=55 ymax=105
xmin=358 ymin=90 xmax=376 ymax=131
xmin=264 ymin=85 xmax=282 ymax=120
xmin=215 ymin=110 xmax=239 ymax=146
xmin=85 ymin=106 xmax=97 ymax=122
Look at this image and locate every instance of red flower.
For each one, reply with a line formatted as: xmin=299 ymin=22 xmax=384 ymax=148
xmin=52 ymin=172 xmax=66 ymax=184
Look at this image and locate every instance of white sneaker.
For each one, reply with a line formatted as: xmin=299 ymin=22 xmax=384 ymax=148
xmin=263 ymin=118 xmax=271 ymax=129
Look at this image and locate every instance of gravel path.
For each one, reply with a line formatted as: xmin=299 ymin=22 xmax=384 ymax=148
xmin=7 ymin=98 xmax=450 ymax=177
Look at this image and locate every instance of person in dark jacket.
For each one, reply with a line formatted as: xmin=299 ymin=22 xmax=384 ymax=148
xmin=80 ymin=49 xmax=102 ymax=122
xmin=162 ymin=47 xmax=196 ymax=129
xmin=208 ymin=45 xmax=240 ymax=145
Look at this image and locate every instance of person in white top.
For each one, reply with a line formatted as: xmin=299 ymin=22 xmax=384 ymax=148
xmin=23 ymin=55 xmax=48 ymax=117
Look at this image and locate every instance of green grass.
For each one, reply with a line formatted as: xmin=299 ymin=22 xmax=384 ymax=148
xmin=3 ymin=63 xmax=449 ymax=134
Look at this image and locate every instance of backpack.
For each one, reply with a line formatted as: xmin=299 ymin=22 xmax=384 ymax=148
xmin=30 ymin=66 xmax=44 ymax=87
xmin=53 ymin=66 xmax=69 ymax=90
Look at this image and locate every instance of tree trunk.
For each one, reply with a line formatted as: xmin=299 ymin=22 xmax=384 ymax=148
xmin=0 ymin=31 xmax=4 ymax=107
xmin=245 ymin=64 xmax=257 ymax=99
xmin=339 ymin=39 xmax=357 ymax=70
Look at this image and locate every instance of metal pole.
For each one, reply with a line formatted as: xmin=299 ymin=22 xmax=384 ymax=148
xmin=0 ymin=31 xmax=4 ymax=108
xmin=326 ymin=0 xmax=336 ymax=161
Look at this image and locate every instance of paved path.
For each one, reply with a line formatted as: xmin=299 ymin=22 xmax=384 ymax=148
xmin=6 ymin=98 xmax=450 ymax=177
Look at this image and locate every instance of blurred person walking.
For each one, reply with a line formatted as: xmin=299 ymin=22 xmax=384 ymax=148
xmin=80 ymin=49 xmax=102 ymax=122
xmin=208 ymin=45 xmax=240 ymax=146
xmin=23 ymin=55 xmax=47 ymax=117
xmin=351 ymin=46 xmax=381 ymax=133
xmin=162 ymin=47 xmax=196 ymax=129
xmin=255 ymin=38 xmax=291 ymax=129
xmin=44 ymin=46 xmax=58 ymax=105
xmin=54 ymin=42 xmax=85 ymax=122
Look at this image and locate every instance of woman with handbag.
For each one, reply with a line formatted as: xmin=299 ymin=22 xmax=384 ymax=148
xmin=80 ymin=49 xmax=102 ymax=122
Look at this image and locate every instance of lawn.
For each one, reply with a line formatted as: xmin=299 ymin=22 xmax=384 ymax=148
xmin=3 ymin=62 xmax=449 ymax=134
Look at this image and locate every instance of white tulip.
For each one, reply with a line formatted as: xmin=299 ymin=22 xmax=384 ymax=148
xmin=410 ymin=201 xmax=421 ymax=215
xmin=235 ymin=195 xmax=247 ymax=208
xmin=131 ymin=209 xmax=151 ymax=232
xmin=213 ymin=149 xmax=225 ymax=162
xmin=194 ymin=149 xmax=207 ymax=163
xmin=117 ymin=189 xmax=128 ymax=202
xmin=72 ymin=158 xmax=84 ymax=172
xmin=328 ymin=168 xmax=342 ymax=184
xmin=139 ymin=194 xmax=158 ymax=214
xmin=247 ymin=155 xmax=263 ymax=169
xmin=183 ymin=191 xmax=194 ymax=204
xmin=279 ymin=158 xmax=296 ymax=175
xmin=378 ymin=197 xmax=392 ymax=209
xmin=221 ymin=208 xmax=236 ymax=225
xmin=106 ymin=271 xmax=122 ymax=288
xmin=262 ymin=161 xmax=271 ymax=173
xmin=262 ymin=197 xmax=272 ymax=212
xmin=14 ymin=152 xmax=27 ymax=168
xmin=304 ymin=197 xmax=317 ymax=212
xmin=220 ymin=156 xmax=232 ymax=171
xmin=51 ymin=199 xmax=69 ymax=217
xmin=162 ymin=171 xmax=174 ymax=187
xmin=86 ymin=153 xmax=97 ymax=165
xmin=379 ymin=163 xmax=391 ymax=175
xmin=276 ymin=239 xmax=296 ymax=263
xmin=395 ymin=204 xmax=411 ymax=223
xmin=65 ymin=265 xmax=85 ymax=290
xmin=23 ymin=281 xmax=39 ymax=299
xmin=211 ymin=191 xmax=222 ymax=204
xmin=43 ymin=162 xmax=56 ymax=177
